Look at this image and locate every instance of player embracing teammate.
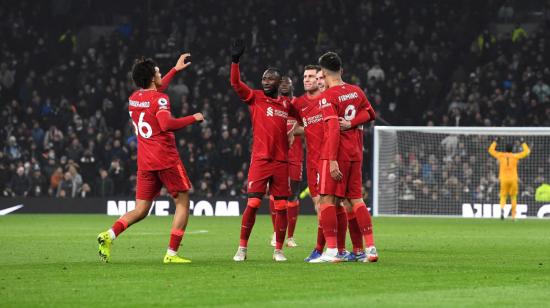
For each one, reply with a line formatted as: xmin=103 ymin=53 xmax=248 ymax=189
xmin=311 ymin=52 xmax=378 ymax=263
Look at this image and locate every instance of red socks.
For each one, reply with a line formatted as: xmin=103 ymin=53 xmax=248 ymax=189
xmin=274 ymin=199 xmax=288 ymax=250
xmin=347 ymin=211 xmax=364 ymax=253
xmin=353 ymin=202 xmax=375 ymax=247
xmin=286 ymin=200 xmax=299 ymax=238
xmin=239 ymin=198 xmax=261 ymax=247
xmin=168 ymin=228 xmax=184 ymax=252
xmin=269 ymin=195 xmax=276 ymax=232
xmin=336 ymin=206 xmax=348 ymax=253
xmin=319 ymin=203 xmax=337 ymax=249
xmin=111 ymin=218 xmax=128 ymax=237
xmin=315 ymin=224 xmax=325 ymax=252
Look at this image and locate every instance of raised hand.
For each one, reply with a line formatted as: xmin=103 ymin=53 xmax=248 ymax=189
xmin=193 ymin=113 xmax=204 ymax=122
xmin=231 ymin=39 xmax=245 ymax=63
xmin=175 ymin=53 xmax=192 ymax=71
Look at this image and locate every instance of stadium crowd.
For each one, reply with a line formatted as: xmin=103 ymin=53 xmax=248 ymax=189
xmin=1 ymin=0 xmax=549 ymax=200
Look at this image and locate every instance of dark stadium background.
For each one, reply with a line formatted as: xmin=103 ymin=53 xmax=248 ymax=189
xmin=1 ymin=0 xmax=549 ymax=206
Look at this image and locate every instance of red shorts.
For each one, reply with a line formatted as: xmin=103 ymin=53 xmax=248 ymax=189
xmin=288 ymin=161 xmax=303 ymax=181
xmin=306 ymin=165 xmax=320 ymax=198
xmin=318 ymin=159 xmax=362 ymax=199
xmin=248 ymin=159 xmax=290 ymax=197
xmin=136 ymin=162 xmax=192 ymax=200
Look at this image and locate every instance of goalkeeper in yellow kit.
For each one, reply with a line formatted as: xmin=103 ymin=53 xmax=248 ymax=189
xmin=488 ymin=137 xmax=530 ymax=220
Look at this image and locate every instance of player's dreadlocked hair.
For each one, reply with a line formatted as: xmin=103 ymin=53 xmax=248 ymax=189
xmin=132 ymin=57 xmax=157 ymax=89
xmin=318 ymin=52 xmax=342 ymax=72
xmin=505 ymin=143 xmax=513 ymax=152
xmin=304 ymin=64 xmax=321 ymax=72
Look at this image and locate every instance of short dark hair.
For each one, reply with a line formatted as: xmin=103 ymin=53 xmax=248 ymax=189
xmin=304 ymin=64 xmax=321 ymax=72
xmin=132 ymin=57 xmax=157 ymax=88
xmin=505 ymin=143 xmax=513 ymax=152
xmin=318 ymin=52 xmax=342 ymax=72
xmin=264 ymin=67 xmax=281 ymax=77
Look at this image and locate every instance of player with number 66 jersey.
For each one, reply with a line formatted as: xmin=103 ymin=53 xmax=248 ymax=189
xmin=97 ymin=54 xmax=204 ymax=265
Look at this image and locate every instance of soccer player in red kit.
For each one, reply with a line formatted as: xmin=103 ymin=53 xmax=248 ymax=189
xmin=268 ymin=76 xmax=302 ymax=248
xmin=230 ymin=39 xmax=292 ymax=262
xmin=311 ymin=51 xmax=378 ymax=263
xmin=285 ymin=65 xmax=325 ymax=261
xmin=97 ymin=54 xmax=204 ymax=264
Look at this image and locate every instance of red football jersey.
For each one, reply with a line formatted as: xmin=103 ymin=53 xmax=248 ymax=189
xmin=128 ymin=89 xmax=180 ymax=170
xmin=293 ymin=94 xmax=324 ymax=168
xmin=287 ymin=97 xmax=303 ymax=163
xmin=319 ymin=83 xmax=370 ymax=161
xmin=245 ymin=90 xmax=290 ymax=161
xmin=231 ymin=64 xmax=291 ymax=161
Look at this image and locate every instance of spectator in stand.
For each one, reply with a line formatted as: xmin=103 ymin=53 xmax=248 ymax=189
xmin=29 ymin=168 xmax=48 ymax=197
xmin=108 ymin=158 xmax=126 ymax=196
xmin=49 ymin=167 xmax=64 ymax=196
xmin=4 ymin=136 xmax=22 ymax=162
xmin=8 ymin=166 xmax=32 ymax=197
xmin=57 ymin=171 xmax=75 ymax=198
xmin=96 ymin=168 xmax=114 ymax=197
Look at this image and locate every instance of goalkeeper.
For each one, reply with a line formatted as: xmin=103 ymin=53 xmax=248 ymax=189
xmin=488 ymin=137 xmax=530 ymax=220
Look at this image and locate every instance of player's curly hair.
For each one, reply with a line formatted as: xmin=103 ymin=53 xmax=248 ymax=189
xmin=318 ymin=52 xmax=342 ymax=72
xmin=132 ymin=57 xmax=157 ymax=89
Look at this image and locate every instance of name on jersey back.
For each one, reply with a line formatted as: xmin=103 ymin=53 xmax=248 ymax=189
xmin=129 ymin=100 xmax=150 ymax=108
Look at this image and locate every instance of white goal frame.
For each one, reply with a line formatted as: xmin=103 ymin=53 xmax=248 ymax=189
xmin=372 ymin=126 xmax=550 ymax=217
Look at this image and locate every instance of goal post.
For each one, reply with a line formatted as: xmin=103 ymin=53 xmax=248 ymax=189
xmin=372 ymin=126 xmax=550 ymax=219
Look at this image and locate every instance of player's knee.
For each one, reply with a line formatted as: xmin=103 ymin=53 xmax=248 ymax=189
xmin=274 ymin=199 xmax=287 ymax=210
xmin=247 ymin=197 xmax=262 ymax=209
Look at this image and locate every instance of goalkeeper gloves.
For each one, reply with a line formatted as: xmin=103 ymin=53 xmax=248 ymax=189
xmin=493 ymin=136 xmax=500 ymax=143
xmin=520 ymin=137 xmax=526 ymax=144
xmin=231 ymin=39 xmax=245 ymax=63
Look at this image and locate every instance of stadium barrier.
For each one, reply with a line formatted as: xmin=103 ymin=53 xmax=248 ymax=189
xmin=0 ymin=197 xmax=318 ymax=216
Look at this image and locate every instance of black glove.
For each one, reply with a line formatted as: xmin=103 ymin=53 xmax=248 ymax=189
xmin=231 ymin=39 xmax=245 ymax=63
xmin=493 ymin=136 xmax=500 ymax=143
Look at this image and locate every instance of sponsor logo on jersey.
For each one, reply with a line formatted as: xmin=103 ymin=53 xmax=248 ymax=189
xmin=304 ymin=114 xmax=323 ymax=126
xmin=266 ymin=107 xmax=288 ymax=118
xmin=129 ymin=100 xmax=150 ymax=108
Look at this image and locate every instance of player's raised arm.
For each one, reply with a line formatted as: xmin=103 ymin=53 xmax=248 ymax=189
xmin=488 ymin=137 xmax=500 ymax=158
xmin=515 ymin=138 xmax=531 ymax=159
xmin=158 ymin=53 xmax=192 ymax=92
xmin=229 ymin=39 xmax=254 ymax=102
xmin=155 ymin=95 xmax=203 ymax=132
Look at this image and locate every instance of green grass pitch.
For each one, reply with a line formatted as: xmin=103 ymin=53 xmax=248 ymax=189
xmin=1 ymin=214 xmax=549 ymax=307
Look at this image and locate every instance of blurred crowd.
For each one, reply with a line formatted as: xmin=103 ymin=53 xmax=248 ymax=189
xmin=384 ymin=134 xmax=547 ymax=211
xmin=1 ymin=0 xmax=549 ymax=199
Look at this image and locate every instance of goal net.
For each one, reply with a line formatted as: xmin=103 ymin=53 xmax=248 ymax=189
xmin=372 ymin=126 xmax=550 ymax=219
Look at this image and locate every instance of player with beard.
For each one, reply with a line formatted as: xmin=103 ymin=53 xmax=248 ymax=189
xmin=230 ymin=39 xmax=294 ymax=262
